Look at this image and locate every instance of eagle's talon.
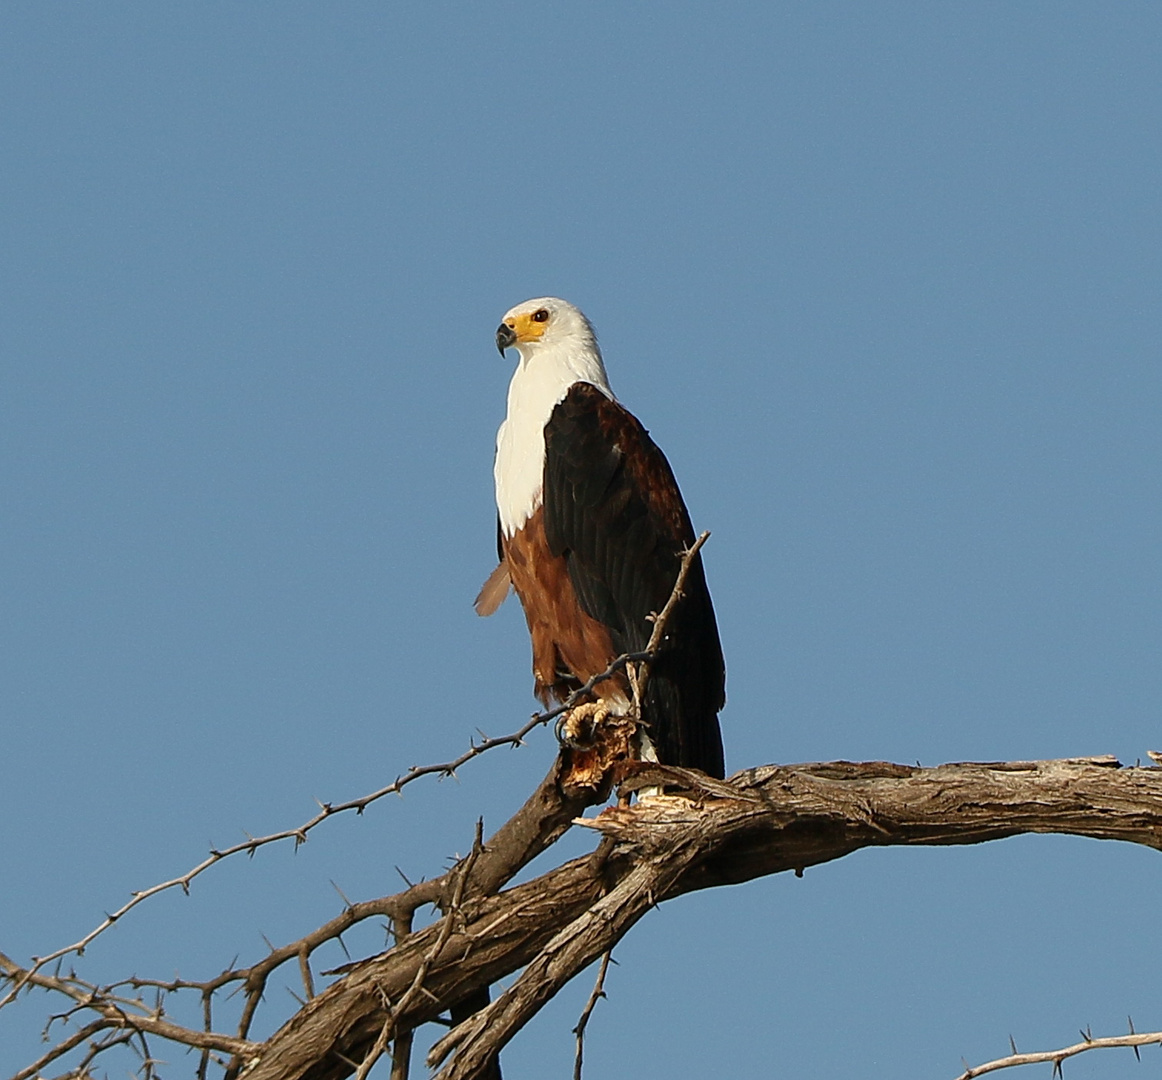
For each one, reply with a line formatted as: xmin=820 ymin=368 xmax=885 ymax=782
xmin=556 ymin=701 xmax=611 ymax=750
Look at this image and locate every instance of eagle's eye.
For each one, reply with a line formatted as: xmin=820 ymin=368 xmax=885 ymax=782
xmin=532 ymin=308 xmax=550 ymax=323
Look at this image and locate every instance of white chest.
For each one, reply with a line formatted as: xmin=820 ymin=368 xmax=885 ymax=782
xmin=493 ymin=348 xmax=613 ymax=536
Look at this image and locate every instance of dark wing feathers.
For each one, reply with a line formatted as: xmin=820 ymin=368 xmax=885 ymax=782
xmin=543 ymin=382 xmax=725 ymax=777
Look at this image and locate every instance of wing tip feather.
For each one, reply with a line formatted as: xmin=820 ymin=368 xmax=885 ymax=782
xmin=474 ymin=560 xmax=512 ymax=616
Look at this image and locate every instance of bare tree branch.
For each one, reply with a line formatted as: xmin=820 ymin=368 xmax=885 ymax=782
xmin=0 ymin=949 xmax=257 ymax=1064
xmin=388 ymin=911 xmax=417 ymax=1080
xmin=11 ymin=1017 xmax=112 ymax=1080
xmin=233 ymin=755 xmax=1162 ymax=1080
xmin=0 ymin=650 xmax=657 ymax=1013
xmin=572 ymin=951 xmax=612 ymax=1080
xmin=632 ymin=531 xmax=709 ymax=694
xmin=956 ymin=1024 xmax=1162 ymax=1079
xmin=623 ymin=531 xmax=709 ymax=750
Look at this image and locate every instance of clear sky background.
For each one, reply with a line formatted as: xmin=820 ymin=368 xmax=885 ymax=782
xmin=3 ymin=3 xmax=1161 ymax=1077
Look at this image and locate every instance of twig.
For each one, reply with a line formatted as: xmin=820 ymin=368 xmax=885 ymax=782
xmin=626 ymin=530 xmax=709 ymax=725
xmin=298 ymin=946 xmax=315 ymax=1000
xmin=0 ymin=950 xmax=258 ymax=1067
xmin=390 ymin=1023 xmax=416 ymax=1080
xmin=390 ymin=913 xmax=416 ymax=1080
xmin=955 ymin=1026 xmax=1162 ymax=1079
xmin=572 ymin=951 xmax=612 ymax=1080
xmin=11 ymin=1017 xmax=112 ymax=1080
xmin=74 ymin=1028 xmax=136 ymax=1080
xmin=197 ymin=990 xmax=213 ymax=1080
xmin=355 ymin=985 xmax=399 ymax=1080
xmin=644 ymin=533 xmax=709 ymax=660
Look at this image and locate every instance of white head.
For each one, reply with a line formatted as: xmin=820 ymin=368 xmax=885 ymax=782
xmin=492 ymin=297 xmax=614 ymax=535
xmin=495 ymin=296 xmax=603 ymax=366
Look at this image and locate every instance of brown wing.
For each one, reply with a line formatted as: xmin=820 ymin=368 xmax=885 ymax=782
xmin=542 ymin=383 xmax=725 ymax=777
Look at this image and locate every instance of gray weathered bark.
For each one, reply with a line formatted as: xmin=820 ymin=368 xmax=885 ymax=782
xmin=239 ymin=755 xmax=1162 ymax=1080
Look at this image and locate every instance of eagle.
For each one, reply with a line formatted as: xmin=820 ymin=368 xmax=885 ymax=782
xmin=476 ymin=297 xmax=725 ymax=778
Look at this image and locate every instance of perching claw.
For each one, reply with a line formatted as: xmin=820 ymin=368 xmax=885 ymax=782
xmin=554 ymin=700 xmax=611 ymax=749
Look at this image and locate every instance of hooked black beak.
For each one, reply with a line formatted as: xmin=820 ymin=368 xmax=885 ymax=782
xmin=496 ymin=323 xmax=517 ymax=355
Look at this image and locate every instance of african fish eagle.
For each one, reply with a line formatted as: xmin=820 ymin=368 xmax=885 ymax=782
xmin=475 ymin=297 xmax=725 ymax=778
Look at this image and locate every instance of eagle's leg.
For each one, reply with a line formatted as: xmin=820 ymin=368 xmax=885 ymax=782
xmin=556 ymin=699 xmax=611 ymax=749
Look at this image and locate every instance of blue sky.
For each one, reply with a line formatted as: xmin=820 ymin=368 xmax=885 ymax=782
xmin=3 ymin=3 xmax=1161 ymax=1077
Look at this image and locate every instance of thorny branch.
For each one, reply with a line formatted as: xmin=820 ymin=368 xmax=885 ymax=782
xmin=572 ymin=951 xmax=612 ymax=1080
xmin=0 ymin=947 xmax=258 ymax=1078
xmin=624 ymin=531 xmax=709 ymax=730
xmin=12 ymin=1017 xmax=116 ymax=1080
xmin=955 ymin=1023 xmax=1162 ymax=1079
xmin=633 ymin=532 xmax=709 ymax=693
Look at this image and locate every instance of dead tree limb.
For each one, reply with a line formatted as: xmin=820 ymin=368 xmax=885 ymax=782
xmin=237 ymin=755 xmax=1162 ymax=1080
